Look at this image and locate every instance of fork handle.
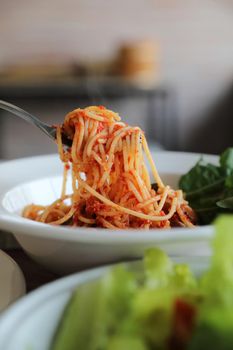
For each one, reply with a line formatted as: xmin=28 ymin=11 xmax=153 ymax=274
xmin=0 ymin=100 xmax=56 ymax=140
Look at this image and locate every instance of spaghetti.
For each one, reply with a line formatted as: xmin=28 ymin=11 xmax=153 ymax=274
xmin=23 ymin=106 xmax=196 ymax=229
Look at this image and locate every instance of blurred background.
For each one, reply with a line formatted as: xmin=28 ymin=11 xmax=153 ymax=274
xmin=0 ymin=0 xmax=233 ymax=159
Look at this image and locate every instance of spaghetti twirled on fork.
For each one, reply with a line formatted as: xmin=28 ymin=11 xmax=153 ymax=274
xmin=23 ymin=106 xmax=196 ymax=229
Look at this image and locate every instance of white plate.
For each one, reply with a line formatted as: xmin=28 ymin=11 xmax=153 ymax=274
xmin=0 ymin=152 xmax=218 ymax=273
xmin=0 ymin=250 xmax=25 ymax=312
xmin=0 ymin=256 xmax=209 ymax=350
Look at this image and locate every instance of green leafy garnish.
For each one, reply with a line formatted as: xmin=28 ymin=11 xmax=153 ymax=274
xmin=179 ymin=148 xmax=233 ymax=224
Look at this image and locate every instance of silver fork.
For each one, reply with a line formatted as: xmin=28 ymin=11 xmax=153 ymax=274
xmin=0 ymin=100 xmax=71 ymax=146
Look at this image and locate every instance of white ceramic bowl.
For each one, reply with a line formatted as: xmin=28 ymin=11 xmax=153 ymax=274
xmin=0 ymin=152 xmax=217 ymax=273
xmin=0 ymin=256 xmax=209 ymax=350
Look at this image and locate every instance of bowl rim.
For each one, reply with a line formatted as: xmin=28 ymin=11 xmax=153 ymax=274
xmin=0 ymin=152 xmax=217 ymax=244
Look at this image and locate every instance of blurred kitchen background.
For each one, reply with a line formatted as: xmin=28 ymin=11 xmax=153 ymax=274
xmin=0 ymin=0 xmax=233 ymax=159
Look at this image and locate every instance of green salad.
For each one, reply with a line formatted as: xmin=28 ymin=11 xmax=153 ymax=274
xmin=51 ymin=215 xmax=233 ymax=350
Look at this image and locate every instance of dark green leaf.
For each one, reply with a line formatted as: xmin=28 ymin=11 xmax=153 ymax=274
xmin=193 ymin=208 xmax=219 ymax=225
xmin=185 ymin=179 xmax=225 ymax=200
xmin=217 ymin=197 xmax=233 ymax=210
xmin=220 ymin=148 xmax=233 ymax=171
xmin=179 ymin=160 xmax=223 ymax=194
xmin=179 ymin=149 xmax=233 ymax=225
xmin=225 ymin=173 xmax=233 ymax=189
xmin=191 ymin=189 xmax=225 ymax=206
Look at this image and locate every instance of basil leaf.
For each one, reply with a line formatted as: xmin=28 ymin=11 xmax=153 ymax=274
xmin=217 ymin=197 xmax=233 ymax=210
xmin=179 ymin=160 xmax=223 ymax=194
xmin=225 ymin=173 xmax=233 ymax=189
xmin=185 ymin=178 xmax=225 ymax=200
xmin=179 ymin=148 xmax=233 ymax=225
xmin=220 ymin=148 xmax=233 ymax=171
